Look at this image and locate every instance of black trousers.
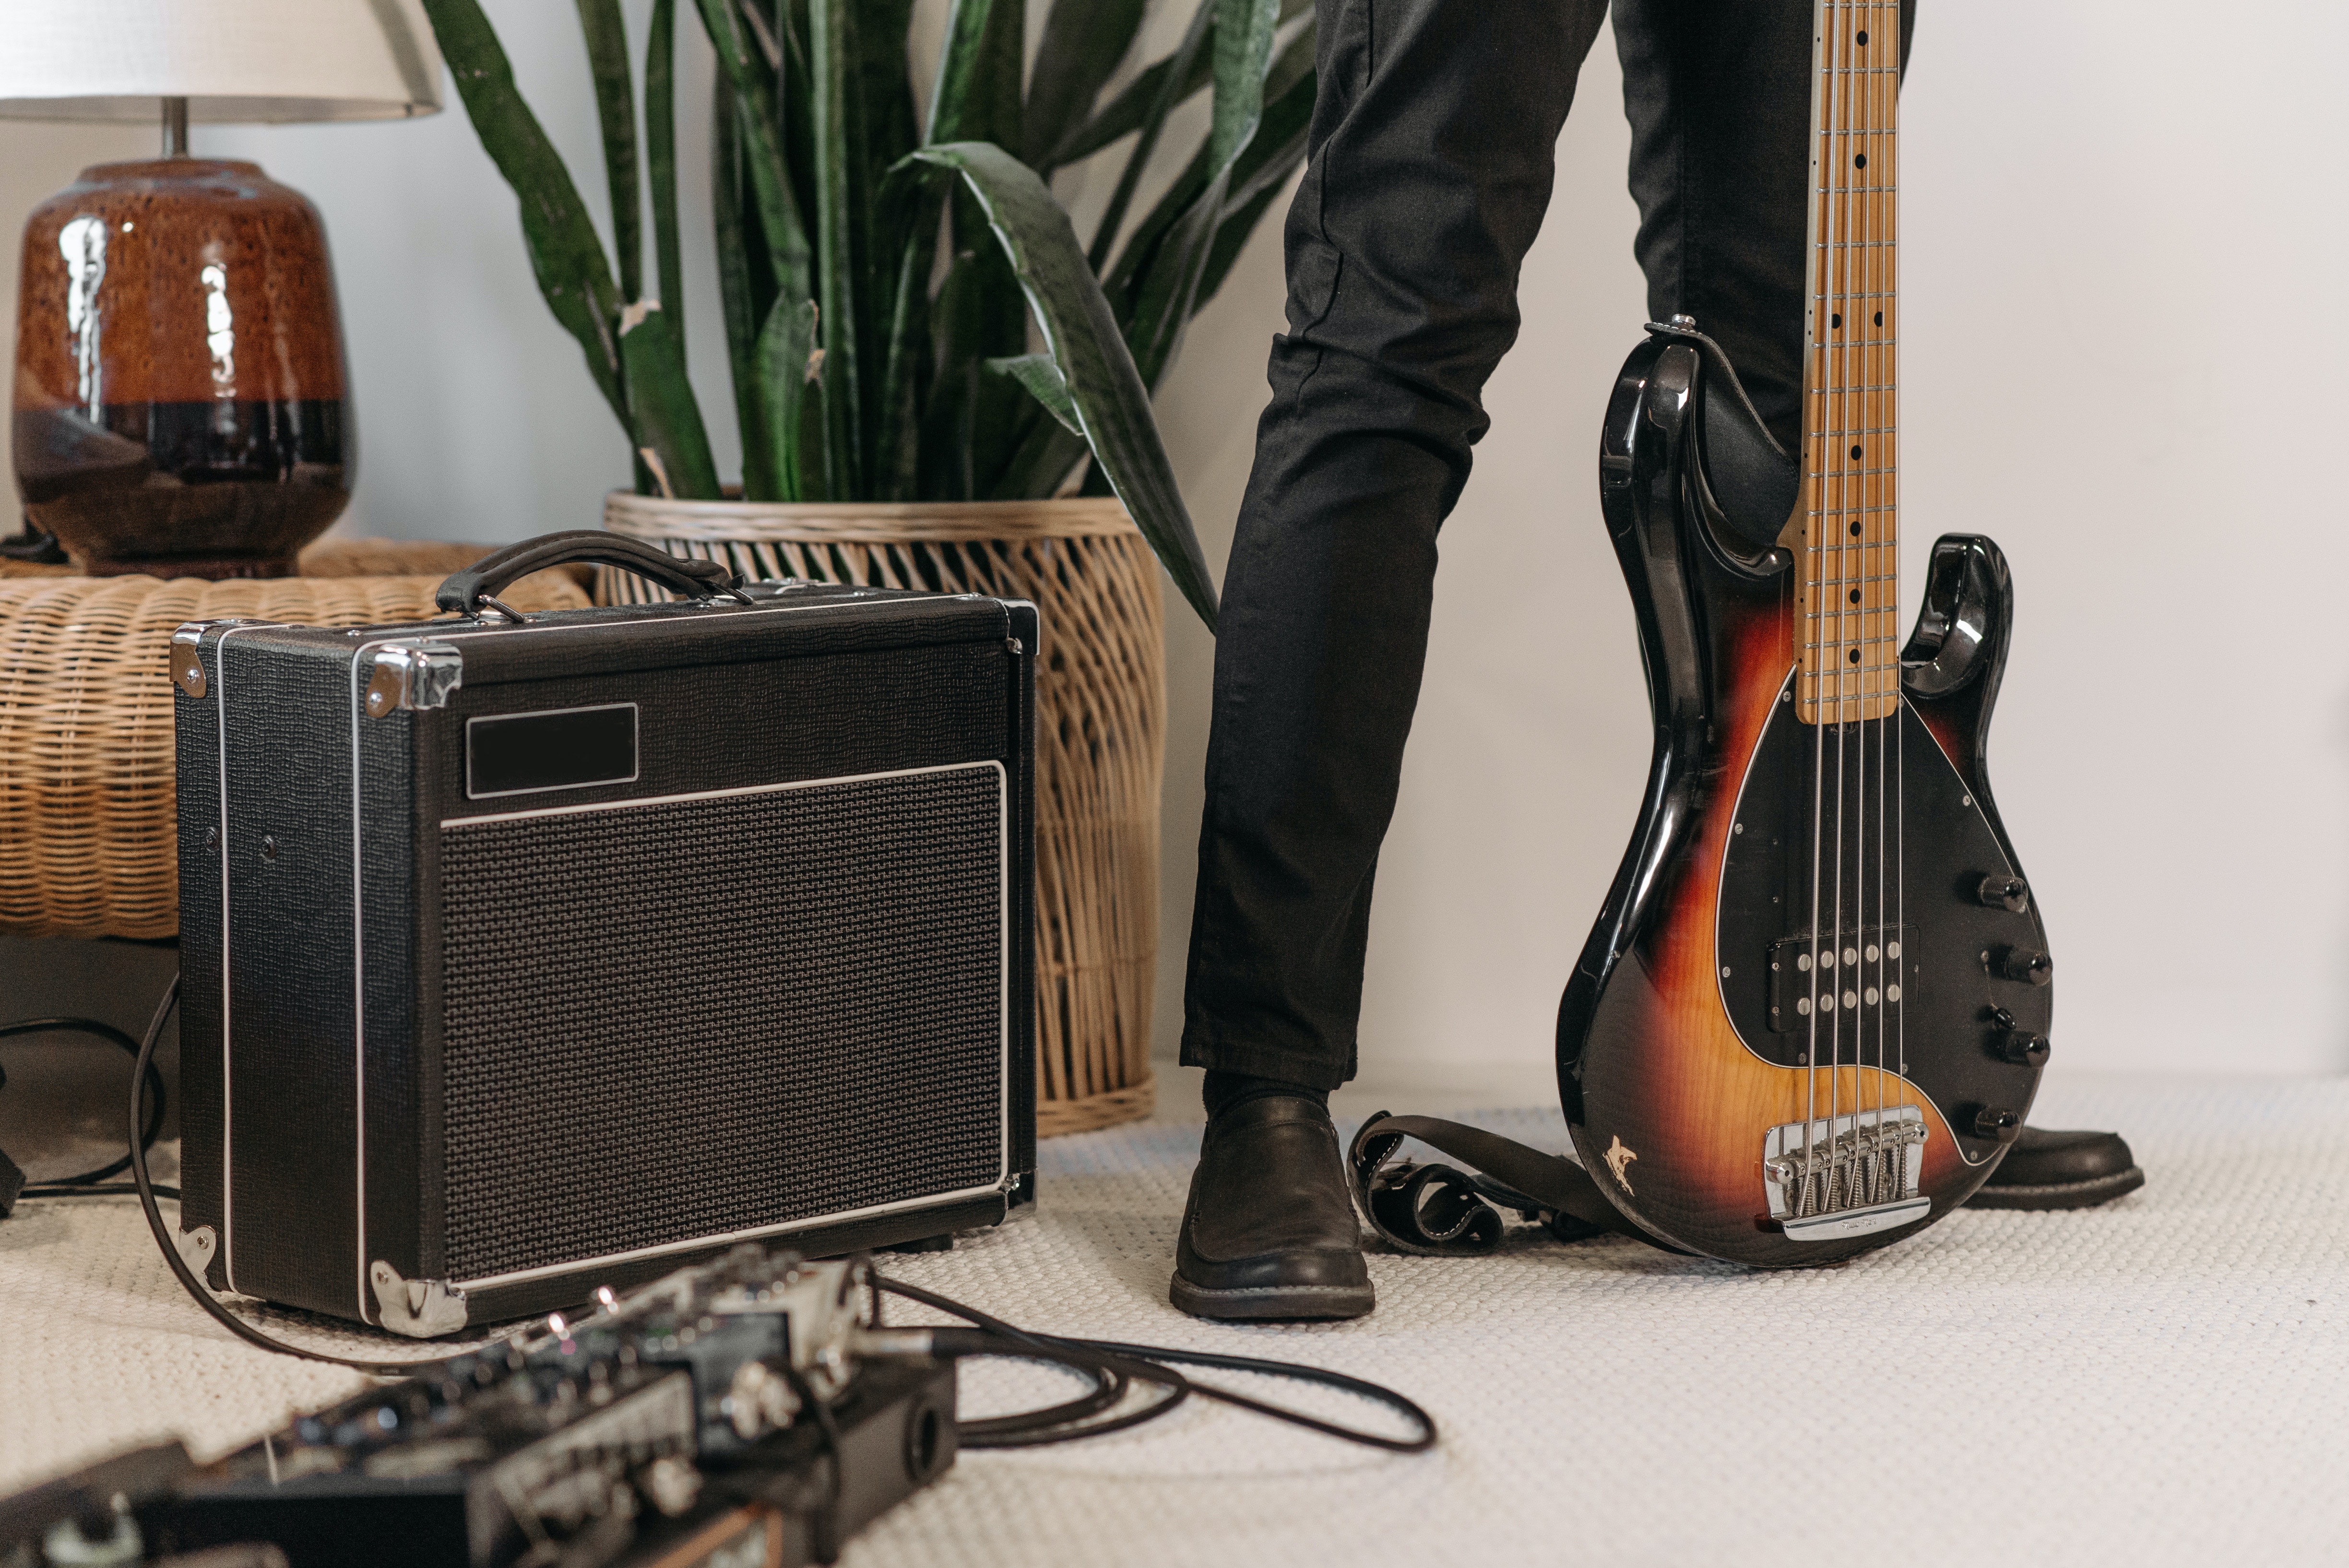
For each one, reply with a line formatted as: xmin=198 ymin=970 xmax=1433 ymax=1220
xmin=1181 ymin=0 xmax=1916 ymax=1090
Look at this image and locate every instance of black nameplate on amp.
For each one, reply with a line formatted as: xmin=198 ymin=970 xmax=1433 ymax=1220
xmin=466 ymin=702 xmax=639 ymax=798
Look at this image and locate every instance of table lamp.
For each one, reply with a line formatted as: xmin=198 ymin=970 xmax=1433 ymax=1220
xmin=0 ymin=0 xmax=442 ymax=577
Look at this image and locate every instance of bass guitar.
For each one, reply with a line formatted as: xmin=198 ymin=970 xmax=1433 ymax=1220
xmin=1553 ymin=0 xmax=2052 ymax=1264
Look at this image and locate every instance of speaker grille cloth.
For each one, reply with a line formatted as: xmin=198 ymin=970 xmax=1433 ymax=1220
xmin=439 ymin=765 xmax=1004 ymax=1282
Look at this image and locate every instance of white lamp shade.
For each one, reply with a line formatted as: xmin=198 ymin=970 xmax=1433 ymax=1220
xmin=0 ymin=0 xmax=443 ymax=123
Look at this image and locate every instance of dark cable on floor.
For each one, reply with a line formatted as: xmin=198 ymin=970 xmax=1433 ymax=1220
xmin=0 ymin=1013 xmax=168 ymax=1192
xmin=79 ymin=974 xmax=1439 ymax=1453
xmin=875 ymin=1275 xmax=1438 ymax=1454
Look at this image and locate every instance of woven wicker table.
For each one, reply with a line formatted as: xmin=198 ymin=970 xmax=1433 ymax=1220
xmin=0 ymin=539 xmax=589 ymax=939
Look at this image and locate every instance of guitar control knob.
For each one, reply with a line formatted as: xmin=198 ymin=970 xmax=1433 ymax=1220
xmin=1996 ymin=947 xmax=2053 ymax=986
xmin=1976 ymin=874 xmax=2029 ymax=913
xmin=1970 ymin=1105 xmax=2022 ymax=1144
xmin=1989 ymin=1009 xmax=2051 ymax=1067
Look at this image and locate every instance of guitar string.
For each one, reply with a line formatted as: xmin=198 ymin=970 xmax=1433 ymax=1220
xmin=1801 ymin=0 xmax=1832 ymax=1214
xmin=1887 ymin=1 xmax=1911 ymax=1182
xmin=1863 ymin=0 xmax=1907 ymax=1189
xmin=1870 ymin=0 xmax=1895 ymax=1198
xmin=1865 ymin=0 xmax=1890 ymax=1192
xmin=1823 ymin=0 xmax=1841 ymax=1213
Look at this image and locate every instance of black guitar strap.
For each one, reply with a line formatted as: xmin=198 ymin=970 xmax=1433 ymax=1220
xmin=1346 ymin=1114 xmax=1673 ymax=1256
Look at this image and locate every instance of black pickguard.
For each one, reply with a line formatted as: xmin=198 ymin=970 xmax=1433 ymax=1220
xmin=1716 ymin=675 xmax=2052 ymax=1164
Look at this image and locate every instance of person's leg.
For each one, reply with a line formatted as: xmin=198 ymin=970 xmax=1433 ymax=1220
xmin=1171 ymin=0 xmax=1608 ymax=1321
xmin=1182 ymin=0 xmax=1611 ymax=1093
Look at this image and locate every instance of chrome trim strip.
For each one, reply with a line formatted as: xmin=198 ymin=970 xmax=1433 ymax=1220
xmin=346 ymin=631 xmax=432 ymax=1324
xmin=439 ymin=758 xmax=999 ymax=828
xmin=211 ymin=622 xmax=282 ymax=1295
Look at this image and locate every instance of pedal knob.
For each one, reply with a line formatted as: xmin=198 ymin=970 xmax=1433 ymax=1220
xmin=1997 ymin=947 xmax=2053 ymax=986
xmin=1976 ymin=874 xmax=2030 ymax=913
xmin=1971 ymin=1105 xmax=2022 ymax=1144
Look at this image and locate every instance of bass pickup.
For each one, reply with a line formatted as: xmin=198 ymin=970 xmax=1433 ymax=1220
xmin=1765 ymin=926 xmax=1916 ymax=1038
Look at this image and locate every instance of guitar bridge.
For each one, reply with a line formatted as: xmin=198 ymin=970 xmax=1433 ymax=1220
xmin=1763 ymin=1106 xmax=1930 ymax=1241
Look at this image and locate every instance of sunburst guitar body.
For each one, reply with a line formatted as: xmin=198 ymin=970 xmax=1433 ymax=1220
xmin=1555 ymin=1 xmax=2051 ymax=1265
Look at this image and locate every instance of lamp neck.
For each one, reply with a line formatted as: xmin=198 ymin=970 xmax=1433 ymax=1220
xmin=163 ymin=96 xmax=188 ymax=157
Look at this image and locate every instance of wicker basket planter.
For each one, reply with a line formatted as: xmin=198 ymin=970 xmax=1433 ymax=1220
xmin=601 ymin=493 xmax=1165 ymax=1137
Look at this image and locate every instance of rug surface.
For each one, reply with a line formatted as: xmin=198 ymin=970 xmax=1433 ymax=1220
xmin=0 ymin=1075 xmax=2341 ymax=1567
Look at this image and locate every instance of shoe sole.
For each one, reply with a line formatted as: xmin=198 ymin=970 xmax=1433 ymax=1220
xmin=1168 ymin=1274 xmax=1375 ymax=1322
xmin=1963 ymin=1165 xmax=2145 ymax=1211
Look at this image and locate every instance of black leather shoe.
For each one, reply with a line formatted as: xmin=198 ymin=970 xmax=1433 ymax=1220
xmin=1170 ymin=1094 xmax=1374 ymax=1321
xmin=1965 ymin=1125 xmax=2145 ymax=1210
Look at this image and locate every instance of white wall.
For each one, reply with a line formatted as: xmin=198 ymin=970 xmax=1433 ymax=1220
xmin=6 ymin=1 xmax=2342 ymax=1080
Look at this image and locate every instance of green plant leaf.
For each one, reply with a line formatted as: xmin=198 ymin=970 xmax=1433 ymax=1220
xmin=694 ymin=0 xmax=812 ymax=308
xmin=1208 ymin=0 xmax=1281 ymax=168
xmin=1115 ymin=0 xmax=1282 ymax=388
xmin=809 ymin=0 xmax=862 ymax=497
xmin=1083 ymin=0 xmax=1213 ymax=273
xmin=1024 ymin=0 xmax=1145 ymax=172
xmin=646 ymin=0 xmax=683 ymax=337
xmin=1193 ymin=169 xmax=1284 ymax=310
xmin=421 ymin=0 xmax=626 ymax=428
xmin=926 ymin=0 xmax=1023 ymax=146
xmin=620 ymin=303 xmax=721 ymax=499
xmin=756 ymin=297 xmax=821 ymax=501
xmin=798 ymin=345 xmax=834 ymax=503
xmin=911 ymin=142 xmax=1219 ymax=630
xmin=986 ymin=353 xmax=1081 ymax=436
xmin=574 ymin=0 xmax=641 ymax=305
xmin=712 ymin=70 xmax=780 ymax=499
xmin=1099 ymin=23 xmax=1308 ymax=310
xmin=1049 ymin=0 xmax=1308 ymax=166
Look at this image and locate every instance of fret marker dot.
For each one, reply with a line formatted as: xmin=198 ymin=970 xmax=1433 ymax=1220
xmin=1850 ymin=444 xmax=1863 ymax=459
xmin=1848 ymin=648 xmax=1861 ymax=663
xmin=1854 ymin=154 xmax=1867 ymax=168
xmin=1856 ymin=29 xmax=1869 ymax=43
xmin=1874 ymin=311 xmax=1884 ymax=325
xmin=1849 ymin=521 xmax=1862 ymax=535
xmin=1849 ymin=588 xmax=1860 ymax=603
xmin=1831 ymin=313 xmax=1842 ymax=329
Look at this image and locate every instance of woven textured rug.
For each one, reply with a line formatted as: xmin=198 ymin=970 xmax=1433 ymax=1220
xmin=2 ymin=1075 xmax=2342 ymax=1567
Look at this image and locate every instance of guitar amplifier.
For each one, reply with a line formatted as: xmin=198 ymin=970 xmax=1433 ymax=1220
xmin=168 ymin=533 xmax=1036 ymax=1335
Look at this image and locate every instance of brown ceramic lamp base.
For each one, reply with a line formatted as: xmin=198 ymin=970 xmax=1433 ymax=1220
xmin=13 ymin=159 xmax=353 ymax=580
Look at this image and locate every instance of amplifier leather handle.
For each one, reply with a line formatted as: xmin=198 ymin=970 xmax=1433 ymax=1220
xmin=435 ymin=530 xmax=746 ymax=617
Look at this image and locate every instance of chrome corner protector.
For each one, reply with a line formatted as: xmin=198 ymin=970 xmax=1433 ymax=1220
xmin=170 ymin=619 xmax=259 ymax=698
xmin=1000 ymin=1171 xmax=1038 ymax=1223
xmin=174 ymin=1224 xmax=217 ymax=1276
xmin=363 ymin=641 xmax=463 ymax=719
xmin=369 ymin=1260 xmax=471 ymax=1338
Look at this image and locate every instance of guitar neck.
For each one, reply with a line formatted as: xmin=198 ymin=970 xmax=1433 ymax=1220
xmin=1795 ymin=0 xmax=1901 ymax=725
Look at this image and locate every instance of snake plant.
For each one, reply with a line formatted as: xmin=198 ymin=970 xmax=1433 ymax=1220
xmin=421 ymin=0 xmax=1317 ymax=630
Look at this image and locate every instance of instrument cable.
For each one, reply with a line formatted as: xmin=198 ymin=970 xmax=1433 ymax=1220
xmin=86 ymin=974 xmax=1437 ymax=1452
xmin=0 ymin=1013 xmax=170 ymax=1196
